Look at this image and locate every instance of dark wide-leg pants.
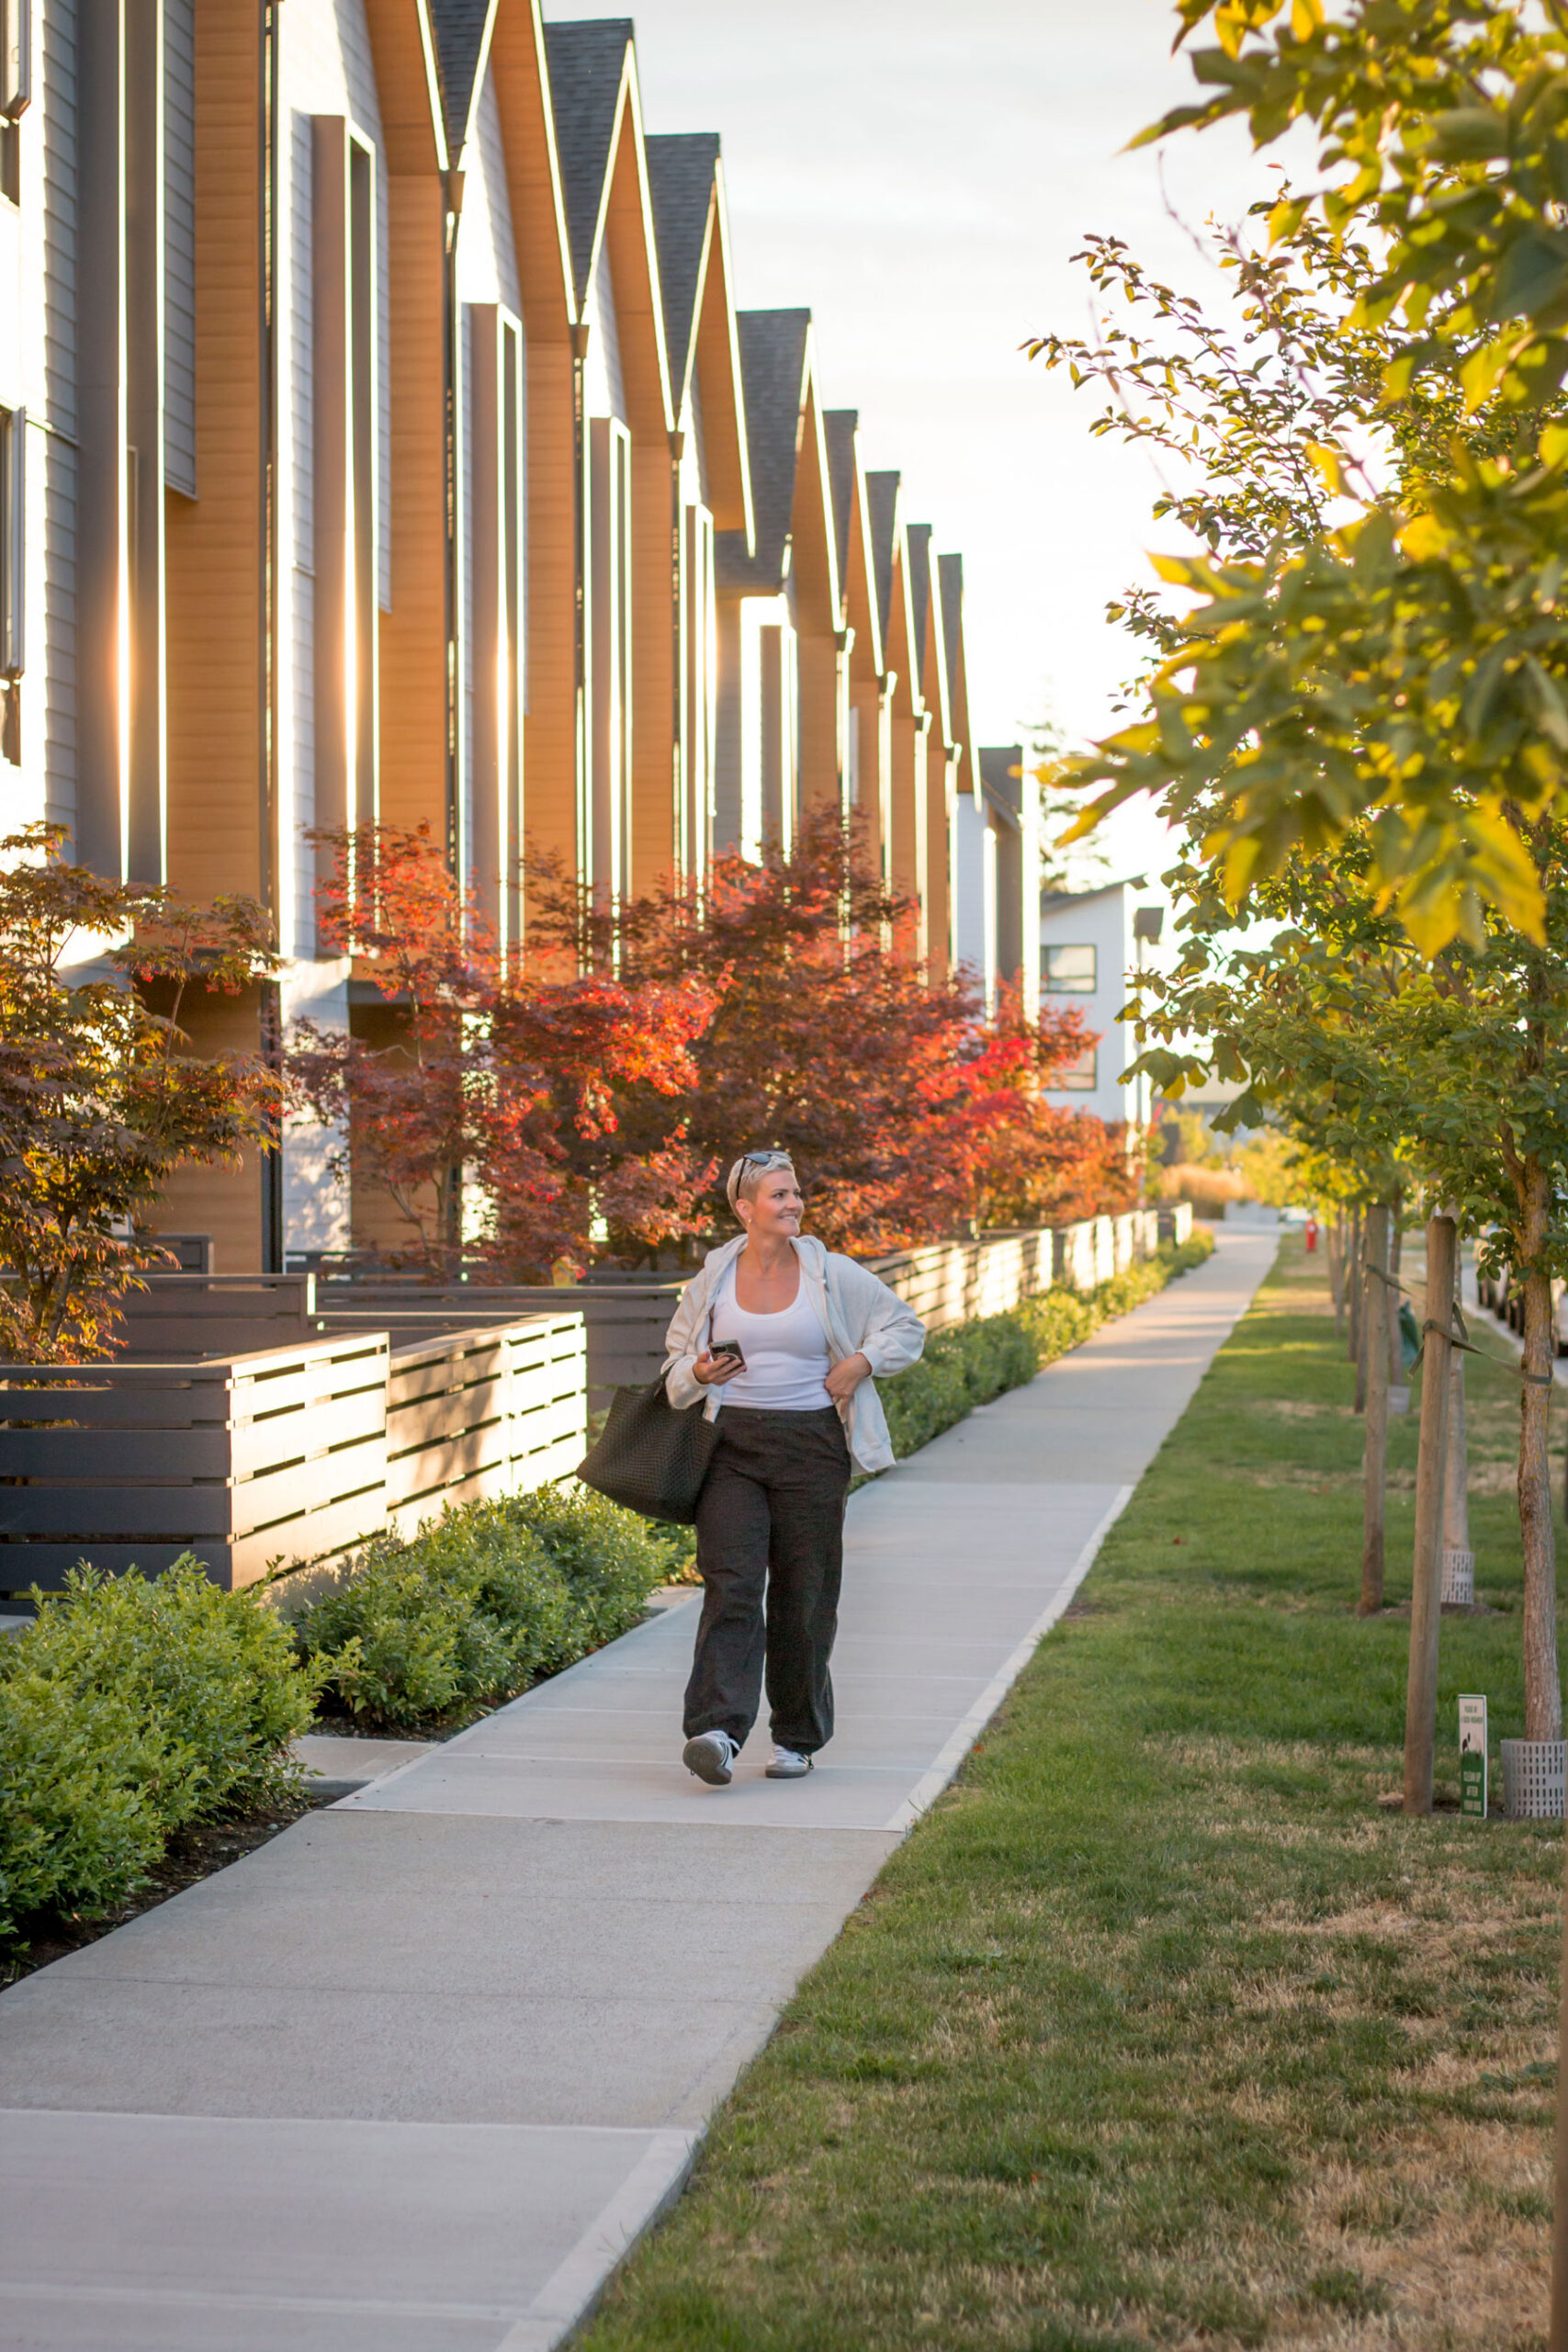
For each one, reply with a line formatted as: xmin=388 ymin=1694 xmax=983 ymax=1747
xmin=682 ymin=1405 xmax=852 ymax=1754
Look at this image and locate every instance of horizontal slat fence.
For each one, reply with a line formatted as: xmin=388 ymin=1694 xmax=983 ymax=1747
xmin=0 ymin=1205 xmax=1195 ymax=1594
xmin=0 ymin=1312 xmax=585 ymax=1594
xmin=314 ymin=1216 xmax=1173 ymax=1409
xmin=321 ymin=1284 xmax=683 ymax=1418
xmin=112 ymin=1272 xmax=325 ymax=1358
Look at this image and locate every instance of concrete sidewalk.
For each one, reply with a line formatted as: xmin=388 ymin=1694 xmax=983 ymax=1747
xmin=0 ymin=1230 xmax=1276 ymax=2352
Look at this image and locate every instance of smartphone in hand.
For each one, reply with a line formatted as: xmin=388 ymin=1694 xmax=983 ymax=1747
xmin=710 ymin=1340 xmax=746 ymax=1370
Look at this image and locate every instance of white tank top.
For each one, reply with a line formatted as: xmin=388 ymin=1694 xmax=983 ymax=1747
xmin=709 ymin=1270 xmax=834 ymax=1411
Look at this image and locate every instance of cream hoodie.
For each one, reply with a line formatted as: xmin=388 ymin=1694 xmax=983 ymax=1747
xmin=662 ymin=1233 xmax=926 ymax=1474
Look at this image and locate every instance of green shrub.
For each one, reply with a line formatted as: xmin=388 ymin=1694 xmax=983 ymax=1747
xmin=883 ymin=1228 xmax=1215 ymax=1462
xmin=291 ymin=1485 xmax=671 ymax=1732
xmin=0 ymin=1559 xmax=320 ymax=1931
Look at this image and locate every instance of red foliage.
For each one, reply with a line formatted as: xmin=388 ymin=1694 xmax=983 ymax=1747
xmin=289 ymin=827 xmax=716 ymax=1276
xmin=294 ymin=815 xmax=1140 ymax=1276
xmin=527 ymin=811 xmax=1134 ymax=1255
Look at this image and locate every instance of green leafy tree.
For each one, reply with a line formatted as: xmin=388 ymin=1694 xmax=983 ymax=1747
xmin=1135 ymin=828 xmax=1568 ymax=1739
xmin=1039 ymin=0 xmax=1568 ymax=949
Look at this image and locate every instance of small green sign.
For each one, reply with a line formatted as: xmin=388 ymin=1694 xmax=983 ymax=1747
xmin=1459 ymin=1694 xmax=1488 ymax=1819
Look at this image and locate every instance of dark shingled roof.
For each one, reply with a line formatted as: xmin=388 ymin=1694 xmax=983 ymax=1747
xmin=823 ymin=409 xmax=858 ymax=591
xmin=646 ymin=133 xmax=719 ymax=401
xmin=428 ymin=0 xmax=494 ymax=162
xmin=715 ymin=310 xmax=810 ymax=594
xmin=939 ymin=553 xmax=964 ymax=713
xmin=906 ymin=525 xmax=933 ymax=676
xmin=545 ymin=18 xmax=634 ymax=305
xmin=865 ymin=470 xmax=900 ymax=650
xmin=980 ymin=744 xmax=1024 ymax=827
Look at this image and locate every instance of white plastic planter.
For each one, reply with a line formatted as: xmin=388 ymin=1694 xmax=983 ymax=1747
xmin=1440 ymin=1546 xmax=1475 ymax=1606
xmin=1501 ymin=1738 xmax=1566 ymax=1819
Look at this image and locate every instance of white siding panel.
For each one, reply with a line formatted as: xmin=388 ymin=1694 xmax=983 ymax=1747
xmin=163 ymin=0 xmax=197 ymax=495
xmin=461 ymin=75 xmax=520 ymax=315
xmin=586 ymin=239 xmax=626 ymax=425
xmin=289 ymin=107 xmax=313 ymax=572
xmin=292 ymin=567 xmax=315 ymax=947
xmin=42 ymin=429 xmax=77 ymax=828
xmin=41 ymin=0 xmax=77 ymax=441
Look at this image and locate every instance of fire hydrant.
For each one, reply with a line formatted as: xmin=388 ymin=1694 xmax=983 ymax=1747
xmin=1304 ymin=1216 xmax=1318 ymax=1253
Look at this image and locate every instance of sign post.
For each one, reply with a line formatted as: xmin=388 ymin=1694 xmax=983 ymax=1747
xmin=1460 ymin=1695 xmax=1488 ymax=1818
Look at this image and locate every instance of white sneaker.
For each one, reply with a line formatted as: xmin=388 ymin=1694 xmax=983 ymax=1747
xmin=682 ymin=1730 xmax=738 ymax=1786
xmin=766 ymin=1745 xmax=813 ymax=1779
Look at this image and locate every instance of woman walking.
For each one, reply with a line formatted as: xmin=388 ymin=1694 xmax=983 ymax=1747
xmin=663 ymin=1150 xmax=925 ymax=1786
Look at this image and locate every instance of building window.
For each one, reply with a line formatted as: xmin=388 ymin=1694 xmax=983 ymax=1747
xmin=1058 ymin=1045 xmax=1097 ymax=1091
xmin=0 ymin=0 xmax=28 ymax=206
xmin=1043 ymin=943 xmax=1096 ymax=993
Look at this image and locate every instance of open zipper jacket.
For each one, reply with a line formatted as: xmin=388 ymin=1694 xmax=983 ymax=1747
xmin=662 ymin=1233 xmax=926 ymax=1475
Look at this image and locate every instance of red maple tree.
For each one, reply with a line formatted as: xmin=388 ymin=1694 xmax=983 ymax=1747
xmin=527 ymin=810 xmax=1132 ymax=1256
xmin=288 ymin=826 xmax=716 ymax=1276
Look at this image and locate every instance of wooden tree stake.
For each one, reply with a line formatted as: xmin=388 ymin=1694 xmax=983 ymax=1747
xmin=1359 ymin=1203 xmax=1391 ymax=1614
xmin=1404 ymin=1213 xmax=1457 ymax=1813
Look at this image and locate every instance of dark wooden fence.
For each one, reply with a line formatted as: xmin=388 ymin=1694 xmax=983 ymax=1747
xmin=0 ymin=1312 xmax=585 ymax=1594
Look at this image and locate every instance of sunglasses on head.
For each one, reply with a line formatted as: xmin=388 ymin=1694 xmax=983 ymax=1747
xmin=741 ymin=1150 xmax=794 ymax=1170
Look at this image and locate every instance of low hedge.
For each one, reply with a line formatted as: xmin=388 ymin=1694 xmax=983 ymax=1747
xmin=289 ymin=1486 xmax=676 ymax=1733
xmin=0 ymin=1560 xmax=321 ymax=1934
xmin=882 ymin=1230 xmax=1214 ymax=1461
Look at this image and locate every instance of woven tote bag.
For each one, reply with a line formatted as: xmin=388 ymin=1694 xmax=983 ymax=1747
xmin=576 ymin=1374 xmax=720 ymax=1523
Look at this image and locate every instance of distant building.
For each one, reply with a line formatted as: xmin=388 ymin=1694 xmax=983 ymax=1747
xmin=1038 ymin=876 xmax=1168 ymax=1131
xmin=955 ymin=746 xmax=1041 ymax=1019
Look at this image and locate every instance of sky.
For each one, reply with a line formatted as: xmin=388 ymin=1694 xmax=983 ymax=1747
xmin=545 ymin=0 xmax=1282 ymax=881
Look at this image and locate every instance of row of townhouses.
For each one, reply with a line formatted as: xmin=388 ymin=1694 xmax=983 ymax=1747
xmin=0 ymin=0 xmax=1045 ymax=1271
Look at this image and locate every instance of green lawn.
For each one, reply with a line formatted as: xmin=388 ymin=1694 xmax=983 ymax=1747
xmin=580 ymin=1236 xmax=1562 ymax=2352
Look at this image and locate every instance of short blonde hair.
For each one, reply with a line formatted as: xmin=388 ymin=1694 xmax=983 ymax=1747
xmin=726 ymin=1150 xmax=797 ymax=1212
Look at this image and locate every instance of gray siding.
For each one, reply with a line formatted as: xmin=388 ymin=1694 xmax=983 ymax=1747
xmin=163 ymin=0 xmax=197 ymax=495
xmin=41 ymin=0 xmax=77 ymax=441
xmin=42 ymin=431 xmax=77 ymax=827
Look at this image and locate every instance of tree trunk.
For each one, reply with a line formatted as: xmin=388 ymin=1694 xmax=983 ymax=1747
xmin=1348 ymin=1207 xmax=1363 ymax=1367
xmin=1404 ymin=1212 xmax=1457 ymax=1814
xmin=1360 ymin=1202 xmax=1391 ymax=1615
xmin=1518 ymin=1164 xmax=1562 ymax=1746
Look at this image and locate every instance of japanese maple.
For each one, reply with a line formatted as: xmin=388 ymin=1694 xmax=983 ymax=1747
xmin=0 ymin=824 xmax=280 ymax=1361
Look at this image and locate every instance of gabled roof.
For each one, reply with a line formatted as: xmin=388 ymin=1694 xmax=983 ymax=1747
xmin=486 ymin=0 xmax=575 ymax=340
xmin=364 ymin=0 xmax=448 ymax=175
xmin=939 ymin=553 xmax=964 ymax=715
xmin=645 ymin=132 xmax=719 ymax=401
xmin=907 ymin=525 xmax=932 ymax=675
xmin=865 ymin=470 xmax=901 ymax=662
xmin=907 ymin=524 xmax=952 ymax=745
xmin=543 ymin=17 xmax=634 ymax=305
xmin=939 ymin=553 xmax=976 ymax=792
xmin=824 ymin=407 xmax=884 ymax=678
xmin=980 ymin=744 xmax=1023 ymax=827
xmin=427 ymin=0 xmax=497 ymax=160
xmin=716 ymin=310 xmax=811 ymax=594
xmin=824 ymin=409 xmax=858 ymax=589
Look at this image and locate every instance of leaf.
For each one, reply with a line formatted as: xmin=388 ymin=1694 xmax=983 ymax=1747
xmin=1487 ymin=232 xmax=1568 ymax=327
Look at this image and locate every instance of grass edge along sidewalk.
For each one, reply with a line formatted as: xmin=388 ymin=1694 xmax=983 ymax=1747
xmin=578 ymin=1232 xmax=1561 ymax=2352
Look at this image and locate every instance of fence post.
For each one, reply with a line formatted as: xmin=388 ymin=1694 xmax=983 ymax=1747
xmin=1404 ymin=1213 xmax=1457 ymax=1814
